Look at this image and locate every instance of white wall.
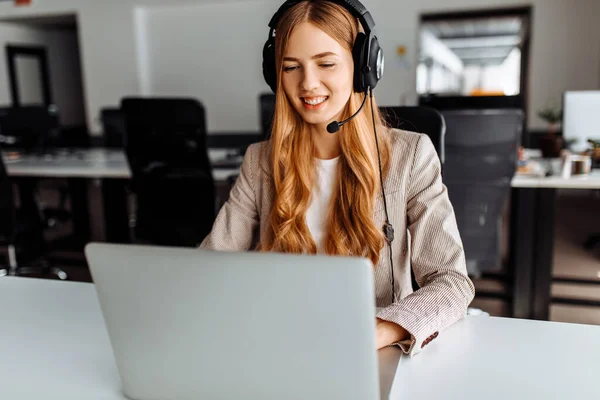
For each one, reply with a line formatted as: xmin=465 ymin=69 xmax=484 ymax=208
xmin=0 ymin=0 xmax=598 ymax=134
xmin=138 ymin=0 xmax=600 ymax=131
xmin=138 ymin=2 xmax=274 ymax=132
xmin=0 ymin=22 xmax=85 ymax=126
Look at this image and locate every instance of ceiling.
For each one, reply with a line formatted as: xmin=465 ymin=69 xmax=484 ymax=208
xmin=422 ymin=16 xmax=524 ymax=67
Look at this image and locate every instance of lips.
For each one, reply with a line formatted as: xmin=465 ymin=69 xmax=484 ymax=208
xmin=302 ymin=96 xmax=329 ymax=105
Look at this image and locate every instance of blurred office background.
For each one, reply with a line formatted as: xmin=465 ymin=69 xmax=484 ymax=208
xmin=0 ymin=0 xmax=599 ymax=325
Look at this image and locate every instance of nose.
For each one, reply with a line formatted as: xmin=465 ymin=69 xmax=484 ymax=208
xmin=300 ymin=65 xmax=320 ymax=92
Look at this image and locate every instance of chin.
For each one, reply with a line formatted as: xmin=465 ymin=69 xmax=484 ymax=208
xmin=295 ymin=106 xmax=341 ymax=127
xmin=301 ymin=114 xmax=333 ymax=126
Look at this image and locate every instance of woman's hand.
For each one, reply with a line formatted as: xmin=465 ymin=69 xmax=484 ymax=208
xmin=375 ymin=318 xmax=409 ymax=350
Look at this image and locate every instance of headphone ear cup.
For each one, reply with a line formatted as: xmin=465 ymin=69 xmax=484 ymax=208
xmin=262 ymin=39 xmax=277 ymax=93
xmin=365 ymin=36 xmax=383 ymax=90
xmin=352 ymin=32 xmax=367 ymax=93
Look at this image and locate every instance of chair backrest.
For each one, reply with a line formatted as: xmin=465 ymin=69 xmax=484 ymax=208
xmin=120 ymin=97 xmax=215 ymax=247
xmin=441 ymin=109 xmax=523 ymax=276
xmin=419 ymin=95 xmax=524 ymax=111
xmin=442 ymin=109 xmax=522 ymax=182
xmin=0 ymin=105 xmax=60 ymax=152
xmin=121 ymin=97 xmax=212 ymax=174
xmin=259 ymin=93 xmax=276 ymax=139
xmin=380 ymin=106 xmax=445 ymax=164
xmin=100 ymin=107 xmax=126 ymax=148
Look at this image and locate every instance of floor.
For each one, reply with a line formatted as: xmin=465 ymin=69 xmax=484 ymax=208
xmin=4 ymin=182 xmax=600 ymax=326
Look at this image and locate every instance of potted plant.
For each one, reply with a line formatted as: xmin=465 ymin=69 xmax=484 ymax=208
xmin=537 ymin=103 xmax=563 ymax=158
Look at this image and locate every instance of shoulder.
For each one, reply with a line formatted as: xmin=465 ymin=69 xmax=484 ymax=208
xmin=383 ymin=128 xmax=441 ymax=189
xmin=243 ymin=140 xmax=273 ymax=179
xmin=387 ymin=127 xmax=427 ymax=152
xmin=385 ymin=128 xmax=434 ymax=167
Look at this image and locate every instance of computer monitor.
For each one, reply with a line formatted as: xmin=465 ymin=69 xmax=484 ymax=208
xmin=563 ymin=91 xmax=600 ymax=153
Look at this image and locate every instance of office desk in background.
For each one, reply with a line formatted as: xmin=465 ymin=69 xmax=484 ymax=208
xmin=2 ymin=148 xmax=240 ymax=181
xmin=2 ymin=148 xmax=242 ymax=244
xmin=510 ymin=169 xmax=600 ymax=321
xmin=1 ymin=276 xmax=599 ymax=400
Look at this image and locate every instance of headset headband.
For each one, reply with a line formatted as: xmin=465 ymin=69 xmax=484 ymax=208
xmin=268 ymin=0 xmax=376 ymax=33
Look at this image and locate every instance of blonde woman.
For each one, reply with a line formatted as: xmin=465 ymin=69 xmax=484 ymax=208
xmin=201 ymin=0 xmax=474 ymax=357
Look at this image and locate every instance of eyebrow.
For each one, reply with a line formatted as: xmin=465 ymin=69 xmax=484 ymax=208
xmin=283 ymin=52 xmax=339 ymax=62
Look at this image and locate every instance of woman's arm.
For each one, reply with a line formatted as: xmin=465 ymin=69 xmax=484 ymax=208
xmin=377 ymin=134 xmax=475 ymax=357
xmin=199 ymin=143 xmax=261 ymax=251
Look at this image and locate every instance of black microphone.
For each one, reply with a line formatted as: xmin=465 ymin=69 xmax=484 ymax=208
xmin=326 ymin=92 xmax=369 ymax=134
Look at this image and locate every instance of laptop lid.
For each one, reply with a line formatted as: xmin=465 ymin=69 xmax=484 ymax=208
xmin=85 ymin=243 xmax=380 ymax=400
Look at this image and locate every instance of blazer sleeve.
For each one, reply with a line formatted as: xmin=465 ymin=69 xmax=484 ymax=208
xmin=199 ymin=144 xmax=260 ymax=251
xmin=376 ymin=134 xmax=475 ymax=357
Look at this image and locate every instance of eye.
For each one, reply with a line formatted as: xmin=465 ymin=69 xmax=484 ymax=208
xmin=283 ymin=65 xmax=299 ymax=72
xmin=320 ymin=63 xmax=335 ymax=69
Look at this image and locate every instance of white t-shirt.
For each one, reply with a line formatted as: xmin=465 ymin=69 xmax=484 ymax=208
xmin=306 ymin=156 xmax=340 ymax=253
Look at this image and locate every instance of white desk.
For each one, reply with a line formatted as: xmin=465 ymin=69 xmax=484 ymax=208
xmin=511 ymin=169 xmax=600 ymax=189
xmin=2 ymin=148 xmax=241 ymax=182
xmin=1 ymin=277 xmax=599 ymax=400
xmin=390 ymin=315 xmax=600 ymax=399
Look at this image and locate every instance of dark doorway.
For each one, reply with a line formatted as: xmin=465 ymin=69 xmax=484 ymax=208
xmin=6 ymin=44 xmax=52 ymax=107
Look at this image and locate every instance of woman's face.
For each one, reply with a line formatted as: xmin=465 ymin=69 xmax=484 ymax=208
xmin=281 ymin=22 xmax=354 ymax=131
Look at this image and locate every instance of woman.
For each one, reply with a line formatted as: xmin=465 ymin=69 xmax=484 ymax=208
xmin=201 ymin=0 xmax=475 ymax=357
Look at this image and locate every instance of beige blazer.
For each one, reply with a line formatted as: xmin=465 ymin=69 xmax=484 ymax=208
xmin=200 ymin=128 xmax=475 ymax=357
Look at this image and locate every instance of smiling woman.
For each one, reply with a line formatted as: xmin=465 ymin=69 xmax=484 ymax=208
xmin=200 ymin=0 xmax=474 ymax=358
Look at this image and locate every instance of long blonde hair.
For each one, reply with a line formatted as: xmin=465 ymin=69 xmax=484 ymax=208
xmin=258 ymin=0 xmax=391 ymax=266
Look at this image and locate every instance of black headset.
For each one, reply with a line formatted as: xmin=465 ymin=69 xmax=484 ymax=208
xmin=262 ymin=0 xmax=385 ymax=94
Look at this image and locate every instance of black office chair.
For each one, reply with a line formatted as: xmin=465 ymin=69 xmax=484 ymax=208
xmin=419 ymin=95 xmax=528 ymax=148
xmin=100 ymin=108 xmax=126 ymax=148
xmin=0 ymin=105 xmax=75 ymax=234
xmin=380 ymin=106 xmax=445 ymax=164
xmin=442 ymin=109 xmax=523 ymax=277
xmin=259 ymin=93 xmax=276 ymax=140
xmin=0 ymin=105 xmax=60 ymax=152
xmin=121 ymin=97 xmax=216 ymax=247
xmin=0 ymin=149 xmax=67 ymax=279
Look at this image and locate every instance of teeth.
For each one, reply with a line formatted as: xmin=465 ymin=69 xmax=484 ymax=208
xmin=303 ymin=97 xmax=328 ymax=105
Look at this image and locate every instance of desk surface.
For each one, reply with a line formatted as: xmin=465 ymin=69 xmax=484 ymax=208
xmin=2 ymin=148 xmax=240 ymax=181
xmin=7 ymin=148 xmax=599 ymax=190
xmin=511 ymin=169 xmax=600 ymax=189
xmin=0 ymin=277 xmax=400 ymax=400
xmin=1 ymin=277 xmax=599 ymax=400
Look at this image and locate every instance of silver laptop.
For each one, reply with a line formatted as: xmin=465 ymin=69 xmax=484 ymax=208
xmin=85 ymin=243 xmax=384 ymax=400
